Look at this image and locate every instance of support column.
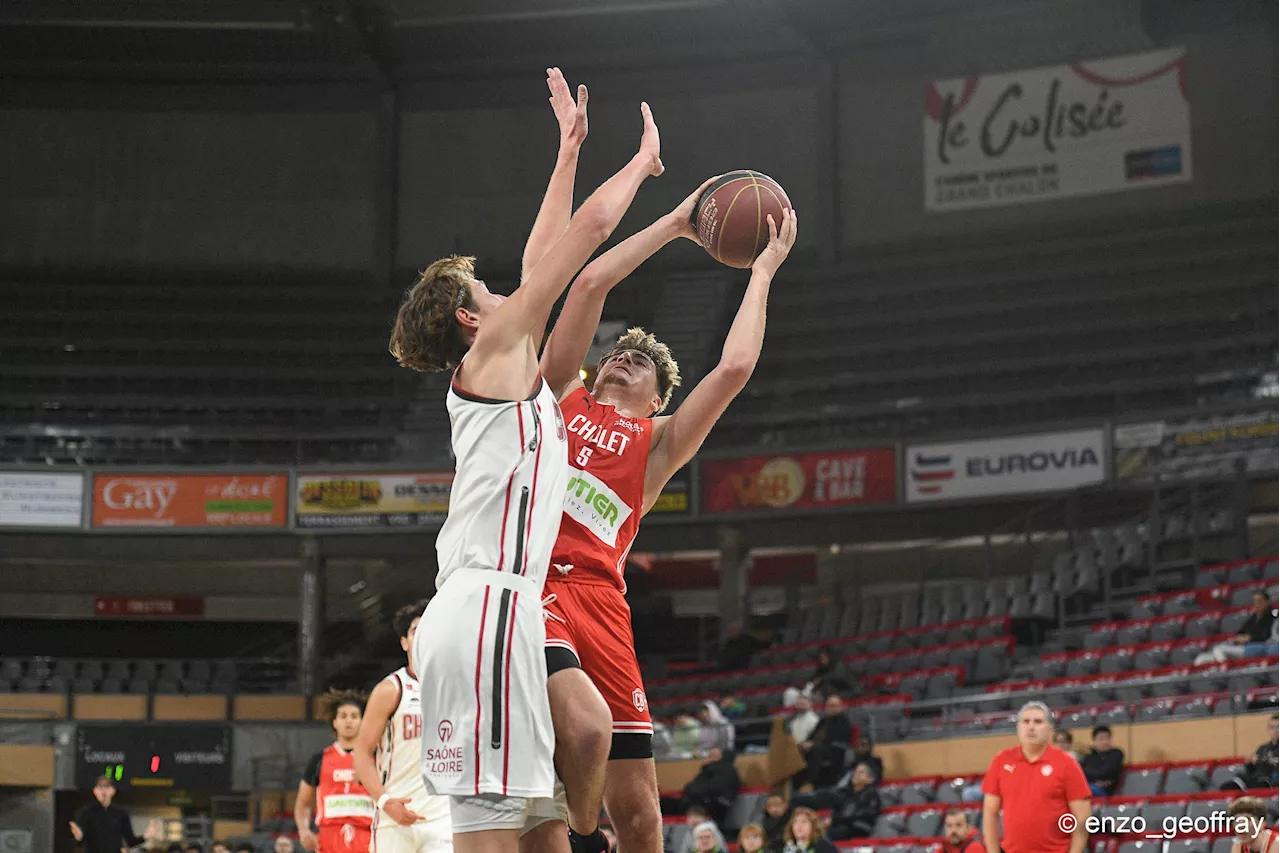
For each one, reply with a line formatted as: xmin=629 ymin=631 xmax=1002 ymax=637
xmin=717 ymin=526 xmax=748 ymax=642
xmin=299 ymin=538 xmax=324 ymax=697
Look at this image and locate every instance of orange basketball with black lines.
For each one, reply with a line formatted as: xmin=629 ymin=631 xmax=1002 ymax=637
xmin=692 ymin=170 xmax=791 ymax=269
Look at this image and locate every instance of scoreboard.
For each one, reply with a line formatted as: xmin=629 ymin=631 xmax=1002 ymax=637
xmin=75 ymin=725 xmax=232 ymax=790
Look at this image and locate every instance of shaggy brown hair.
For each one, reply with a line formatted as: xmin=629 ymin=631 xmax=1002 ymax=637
xmin=1227 ymin=795 xmax=1269 ymax=820
xmin=316 ymin=688 xmax=366 ymax=726
xmin=389 ymin=256 xmax=478 ymax=372
xmin=596 ymin=327 xmax=682 ymax=414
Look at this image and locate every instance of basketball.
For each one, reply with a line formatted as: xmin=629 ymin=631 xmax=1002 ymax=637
xmin=691 ymin=170 xmax=791 ymax=269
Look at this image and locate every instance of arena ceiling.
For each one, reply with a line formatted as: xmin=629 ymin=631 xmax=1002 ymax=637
xmin=0 ymin=0 xmax=1267 ymax=82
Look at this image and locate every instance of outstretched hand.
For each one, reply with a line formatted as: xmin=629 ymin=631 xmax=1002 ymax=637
xmin=384 ymin=797 xmax=426 ymax=826
xmin=670 ymin=175 xmax=722 ymax=245
xmin=638 ymin=102 xmax=663 ymax=177
xmin=751 ymin=208 xmax=798 ymax=277
xmin=547 ymin=67 xmax=587 ymax=150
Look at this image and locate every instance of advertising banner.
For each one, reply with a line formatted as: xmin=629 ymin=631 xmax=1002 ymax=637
xmin=907 ymin=429 xmax=1105 ymax=503
xmin=925 ymin=48 xmax=1190 ymax=211
xmin=701 ymin=448 xmax=896 ymax=514
xmin=295 ymin=472 xmax=452 ymax=529
xmin=1114 ymin=409 xmax=1278 ymax=483
xmin=649 ymin=469 xmax=691 ymax=515
xmin=0 ymin=472 xmax=84 ymax=528
xmin=94 ymin=597 xmax=205 ymax=617
xmin=92 ymin=474 xmax=288 ymax=528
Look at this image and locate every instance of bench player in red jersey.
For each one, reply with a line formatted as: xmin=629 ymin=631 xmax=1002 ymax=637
xmin=296 ymin=690 xmax=375 ymax=853
xmin=533 ymin=180 xmax=797 ymax=853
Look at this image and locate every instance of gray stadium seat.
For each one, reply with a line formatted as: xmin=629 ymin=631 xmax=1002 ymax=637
xmin=1150 ymin=618 xmax=1185 ymax=644
xmin=1227 ymin=562 xmax=1262 ymax=584
xmin=1099 ymin=650 xmax=1134 ymax=674
xmin=72 ymin=677 xmax=97 ymax=694
xmin=1222 ymin=609 xmax=1251 ymax=635
xmin=1198 ymin=566 xmax=1228 ymax=588
xmin=98 ymin=678 xmax=124 ymax=694
xmin=1118 ymin=767 xmax=1164 ymax=797
xmin=1166 ymin=839 xmax=1211 ymax=853
xmin=1186 ymin=798 xmax=1231 ymax=824
xmin=1265 ymin=560 xmax=1279 ymax=580
xmin=1163 ymin=764 xmax=1209 ymax=794
xmin=1185 ymin=613 xmax=1222 ymax=639
xmin=1118 ymin=842 xmax=1163 ymax=853
xmin=1096 ymin=704 xmax=1132 ymax=726
xmin=52 ymin=660 xmax=77 ymax=680
xmin=1175 ymin=696 xmax=1215 ymax=718
xmin=935 ymin=778 xmax=966 ymax=804
xmin=900 ymin=779 xmax=937 ymax=805
xmin=132 ymin=661 xmax=158 ymax=681
xmin=1033 ymin=659 xmax=1066 ymax=680
xmin=723 ymin=792 xmax=766 ymax=832
xmin=154 ymin=680 xmax=181 ymax=694
xmin=1065 ymin=655 xmax=1100 ymax=678
xmin=1130 ymin=599 xmax=1161 ymax=620
xmin=972 ymin=648 xmax=1007 ymax=684
xmin=1085 ymin=628 xmax=1116 ymax=650
xmin=1030 ymin=593 xmax=1057 ymax=620
xmin=905 ymin=809 xmax=942 ymax=837
xmin=125 ymin=678 xmax=151 ymax=694
xmin=1141 ymin=802 xmax=1186 ymax=827
xmin=1164 ymin=594 xmax=1198 ymax=616
xmin=1211 ymin=838 xmax=1237 ymax=853
xmin=872 ymin=812 xmax=906 ymax=838
xmin=1230 ymin=586 xmax=1262 ymax=607
xmin=1172 ymin=643 xmax=1208 ymax=667
xmin=1117 ymin=623 xmax=1150 ymax=646
xmin=1136 ymin=702 xmax=1172 ymax=723
xmin=1078 ymin=680 xmax=1116 ymax=706
xmin=79 ymin=661 xmax=105 ymax=681
xmin=0 ymin=660 xmax=23 ymax=681
xmin=1133 ymin=647 xmax=1169 ymax=671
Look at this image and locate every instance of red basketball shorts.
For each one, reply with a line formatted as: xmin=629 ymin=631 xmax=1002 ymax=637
xmin=543 ymin=578 xmax=652 ymax=747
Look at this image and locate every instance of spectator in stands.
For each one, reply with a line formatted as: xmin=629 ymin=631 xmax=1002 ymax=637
xmin=676 ymin=806 xmax=727 ymax=853
xmin=738 ymin=824 xmax=766 ymax=853
xmin=1222 ymin=717 xmax=1279 ymax=792
xmin=850 ymin=735 xmax=883 ymax=783
xmin=718 ymin=622 xmax=762 ymax=671
xmin=1226 ymin=796 xmax=1277 ymax=853
xmin=787 ymin=695 xmax=821 ymax=745
xmin=186 ymin=845 xmax=204 ymax=853
xmin=1080 ymin=725 xmax=1125 ymax=797
xmin=782 ymin=807 xmax=837 ymax=853
xmin=166 ymin=844 xmax=185 ymax=853
xmin=662 ymin=748 xmax=741 ymax=827
xmin=941 ymin=809 xmax=984 ymax=853
xmin=801 ymin=695 xmax=853 ymax=788
xmin=1053 ymin=729 xmax=1075 ymax=755
xmin=982 ymin=701 xmax=1090 ymax=853
xmin=694 ymin=823 xmax=726 ymax=853
xmin=233 ymin=844 xmax=256 ymax=853
xmin=811 ymin=649 xmax=854 ymax=697
xmin=695 ymin=700 xmax=736 ymax=754
xmin=719 ymin=694 xmax=748 ymax=720
xmin=69 ymin=774 xmax=161 ymax=853
xmin=273 ymin=837 xmax=296 ymax=853
xmin=827 ymin=763 xmax=881 ymax=841
xmin=211 ymin=843 xmax=231 ymax=853
xmin=761 ymin=793 xmax=792 ymax=853
xmin=1196 ymin=592 xmax=1277 ymax=665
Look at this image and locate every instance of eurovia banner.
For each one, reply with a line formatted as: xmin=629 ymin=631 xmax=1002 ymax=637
xmin=91 ymin=474 xmax=288 ymax=528
xmin=295 ymin=472 xmax=452 ymax=529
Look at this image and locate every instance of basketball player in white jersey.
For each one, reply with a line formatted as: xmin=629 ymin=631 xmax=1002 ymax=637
xmin=387 ymin=65 xmax=663 ymax=853
xmin=354 ymin=600 xmax=452 ymax=853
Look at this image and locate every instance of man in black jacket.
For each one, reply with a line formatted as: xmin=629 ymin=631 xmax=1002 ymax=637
xmin=761 ymin=793 xmax=792 ymax=853
xmin=663 ymin=747 xmax=741 ymax=826
xmin=803 ymin=695 xmax=853 ymax=788
xmin=827 ymin=763 xmax=881 ymax=840
xmin=1222 ymin=716 xmax=1279 ymax=791
xmin=1080 ymin=725 xmax=1125 ymax=797
xmin=69 ymin=776 xmax=160 ymax=853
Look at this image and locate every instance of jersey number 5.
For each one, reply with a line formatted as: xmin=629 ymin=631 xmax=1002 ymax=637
xmin=576 ymin=446 xmax=593 ymax=467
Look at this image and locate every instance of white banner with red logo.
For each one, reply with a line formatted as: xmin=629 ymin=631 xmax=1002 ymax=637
xmin=925 ymin=48 xmax=1190 ymax=211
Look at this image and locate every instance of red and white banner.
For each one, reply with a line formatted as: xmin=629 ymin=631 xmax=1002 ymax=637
xmin=700 ymin=448 xmax=896 ymax=514
xmin=94 ymin=597 xmax=205 ymax=617
xmin=925 ymin=48 xmax=1190 ymax=211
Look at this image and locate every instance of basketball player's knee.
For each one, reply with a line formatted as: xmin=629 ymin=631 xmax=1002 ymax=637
xmin=614 ymin=799 xmax=661 ymax=850
xmin=569 ymin=703 xmax=611 ymax=762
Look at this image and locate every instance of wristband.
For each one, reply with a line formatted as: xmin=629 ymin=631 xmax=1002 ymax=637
xmin=376 ymin=793 xmax=390 ymax=810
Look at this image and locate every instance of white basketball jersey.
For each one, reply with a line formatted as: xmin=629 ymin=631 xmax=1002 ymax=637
xmin=376 ymin=667 xmax=451 ymax=822
xmin=436 ymin=375 xmax=568 ymax=589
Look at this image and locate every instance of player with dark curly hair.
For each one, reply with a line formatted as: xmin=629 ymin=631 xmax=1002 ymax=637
xmin=296 ymin=689 xmax=373 ymax=853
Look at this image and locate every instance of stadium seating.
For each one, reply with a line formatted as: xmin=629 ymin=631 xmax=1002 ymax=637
xmin=0 ymin=271 xmax=413 ymax=465
xmin=0 ymin=656 xmax=296 ymax=695
xmin=706 ymin=202 xmax=1277 ymax=449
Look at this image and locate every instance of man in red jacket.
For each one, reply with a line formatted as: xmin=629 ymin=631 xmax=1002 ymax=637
xmin=941 ymin=809 xmax=984 ymax=853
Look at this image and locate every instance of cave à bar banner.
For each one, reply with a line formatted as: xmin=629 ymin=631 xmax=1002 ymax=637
xmin=1113 ymin=409 xmax=1279 ymax=483
xmin=700 ymin=448 xmax=896 ymax=514
xmin=907 ymin=429 xmax=1106 ymax=503
xmin=924 ymin=47 xmax=1190 ymax=211
xmin=295 ymin=472 xmax=452 ymax=529
xmin=91 ymin=474 xmax=288 ymax=529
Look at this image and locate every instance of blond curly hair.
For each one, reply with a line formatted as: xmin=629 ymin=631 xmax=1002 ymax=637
xmin=596 ymin=327 xmax=682 ymax=414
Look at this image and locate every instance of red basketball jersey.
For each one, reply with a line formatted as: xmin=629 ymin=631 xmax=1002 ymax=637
xmin=550 ymin=387 xmax=653 ymax=592
xmin=313 ymin=744 xmax=374 ymax=829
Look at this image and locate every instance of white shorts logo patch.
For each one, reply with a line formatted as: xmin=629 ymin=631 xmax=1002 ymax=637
xmin=632 ymin=689 xmax=648 ymax=712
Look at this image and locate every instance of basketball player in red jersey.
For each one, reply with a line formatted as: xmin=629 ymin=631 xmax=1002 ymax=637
xmin=296 ymin=690 xmax=375 ymax=853
xmin=533 ymin=182 xmax=797 ymax=853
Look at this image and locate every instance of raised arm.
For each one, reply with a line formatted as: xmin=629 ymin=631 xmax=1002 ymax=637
xmin=541 ymin=177 xmax=719 ymax=399
xmin=465 ymin=103 xmax=663 ymax=394
xmin=644 ymin=209 xmax=797 ymax=506
xmin=522 ymin=68 xmax=588 ymax=282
